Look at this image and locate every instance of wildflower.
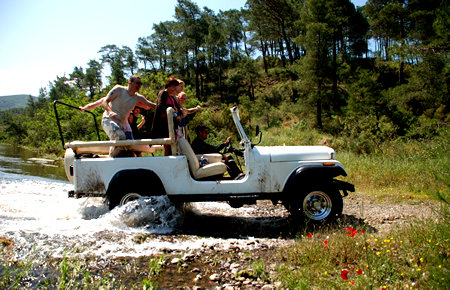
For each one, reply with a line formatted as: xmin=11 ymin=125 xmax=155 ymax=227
xmin=346 ymin=227 xmax=358 ymax=237
xmin=324 ymin=271 xmax=327 ymax=275
xmin=341 ymin=269 xmax=349 ymax=280
xmin=376 ymin=252 xmax=381 ymax=256
xmin=324 ymin=240 xmax=329 ymax=249
xmin=356 ymin=269 xmax=363 ymax=275
xmin=307 ymin=233 xmax=312 ymax=238
xmin=420 ymin=258 xmax=423 ymax=263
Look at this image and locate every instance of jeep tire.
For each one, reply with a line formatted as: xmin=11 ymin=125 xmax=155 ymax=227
xmin=283 ymin=184 xmax=343 ymax=223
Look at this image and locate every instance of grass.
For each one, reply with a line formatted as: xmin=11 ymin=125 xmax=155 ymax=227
xmin=0 ymin=252 xmax=166 ymax=289
xmin=267 ymin=206 xmax=449 ymax=289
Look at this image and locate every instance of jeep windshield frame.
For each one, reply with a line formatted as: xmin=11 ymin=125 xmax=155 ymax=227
xmin=231 ymin=106 xmax=250 ymax=145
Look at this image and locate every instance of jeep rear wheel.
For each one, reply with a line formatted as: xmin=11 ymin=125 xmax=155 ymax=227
xmin=120 ymin=192 xmax=143 ymax=206
xmin=284 ymin=185 xmax=343 ymax=223
xmin=108 ymin=192 xmax=146 ymax=210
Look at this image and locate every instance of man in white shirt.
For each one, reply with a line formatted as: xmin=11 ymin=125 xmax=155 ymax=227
xmin=101 ymin=75 xmax=156 ymax=156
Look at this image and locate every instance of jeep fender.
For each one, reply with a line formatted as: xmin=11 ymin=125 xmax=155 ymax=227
xmin=105 ymin=169 xmax=166 ymax=198
xmin=283 ymin=165 xmax=350 ymax=194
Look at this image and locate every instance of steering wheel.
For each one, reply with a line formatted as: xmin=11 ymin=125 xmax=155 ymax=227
xmin=222 ymin=142 xmax=243 ymax=157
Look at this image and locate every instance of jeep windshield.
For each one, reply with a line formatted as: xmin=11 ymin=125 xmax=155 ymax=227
xmin=231 ymin=106 xmax=250 ymax=145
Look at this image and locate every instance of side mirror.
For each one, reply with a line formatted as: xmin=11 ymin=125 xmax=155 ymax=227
xmin=252 ymin=125 xmax=262 ymax=148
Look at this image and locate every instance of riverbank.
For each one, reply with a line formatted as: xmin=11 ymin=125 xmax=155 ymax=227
xmin=1 ymin=192 xmax=447 ymax=289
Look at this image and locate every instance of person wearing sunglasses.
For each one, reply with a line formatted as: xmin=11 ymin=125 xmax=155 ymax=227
xmin=101 ymin=75 xmax=156 ymax=157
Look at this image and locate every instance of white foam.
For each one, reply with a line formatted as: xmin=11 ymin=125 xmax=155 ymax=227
xmin=1 ymin=171 xmax=282 ymax=262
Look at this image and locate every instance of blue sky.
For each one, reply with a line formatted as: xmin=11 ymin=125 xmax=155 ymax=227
xmin=0 ymin=0 xmax=366 ymax=97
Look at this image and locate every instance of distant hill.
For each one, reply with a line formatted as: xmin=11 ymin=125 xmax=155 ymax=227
xmin=0 ymin=94 xmax=35 ymax=111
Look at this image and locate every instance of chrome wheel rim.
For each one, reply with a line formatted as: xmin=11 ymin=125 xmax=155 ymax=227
xmin=120 ymin=193 xmax=142 ymax=206
xmin=303 ymin=191 xmax=332 ymax=221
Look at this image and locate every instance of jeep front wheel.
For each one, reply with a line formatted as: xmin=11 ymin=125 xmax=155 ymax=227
xmin=284 ymin=185 xmax=343 ymax=223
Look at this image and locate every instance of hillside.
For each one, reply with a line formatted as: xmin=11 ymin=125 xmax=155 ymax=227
xmin=0 ymin=94 xmax=35 ymax=111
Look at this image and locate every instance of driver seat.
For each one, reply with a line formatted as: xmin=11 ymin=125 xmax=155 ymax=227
xmin=177 ymin=136 xmax=227 ymax=179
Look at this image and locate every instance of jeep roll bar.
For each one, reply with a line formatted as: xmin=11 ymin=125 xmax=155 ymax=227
xmin=53 ymin=100 xmax=101 ymax=149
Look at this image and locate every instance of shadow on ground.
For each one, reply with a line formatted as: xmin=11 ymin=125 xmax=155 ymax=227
xmin=177 ymin=210 xmax=376 ymax=239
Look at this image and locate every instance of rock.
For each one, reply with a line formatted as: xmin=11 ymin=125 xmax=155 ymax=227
xmin=209 ymin=273 xmax=221 ymax=281
xmin=192 ymin=267 xmax=201 ymax=273
xmin=230 ymin=262 xmax=240 ymax=269
xmin=193 ymin=274 xmax=202 ymax=283
xmin=261 ymin=285 xmax=276 ymax=290
xmin=182 ymin=253 xmax=195 ymax=261
xmin=170 ymin=258 xmax=180 ymax=264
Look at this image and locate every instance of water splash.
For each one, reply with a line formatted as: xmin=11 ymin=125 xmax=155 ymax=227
xmin=0 ymin=172 xmax=184 ymax=260
xmin=104 ymin=196 xmax=184 ymax=232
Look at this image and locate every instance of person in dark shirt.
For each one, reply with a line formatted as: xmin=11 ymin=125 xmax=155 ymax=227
xmin=128 ymin=106 xmax=146 ymax=139
xmin=191 ymin=125 xmax=242 ymax=178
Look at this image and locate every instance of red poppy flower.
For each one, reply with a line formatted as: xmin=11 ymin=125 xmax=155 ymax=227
xmin=346 ymin=227 xmax=358 ymax=237
xmin=356 ymin=269 xmax=363 ymax=275
xmin=341 ymin=269 xmax=349 ymax=280
xmin=307 ymin=233 xmax=312 ymax=238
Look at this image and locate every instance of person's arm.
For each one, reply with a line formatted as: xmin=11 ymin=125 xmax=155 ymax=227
xmin=137 ymin=115 xmax=146 ymax=129
xmin=80 ymin=97 xmax=105 ymax=111
xmin=184 ymin=105 xmax=201 ymax=114
xmin=136 ymin=95 xmax=156 ymax=111
xmin=214 ymin=136 xmax=231 ymax=152
xmin=102 ymin=86 xmax=120 ymax=119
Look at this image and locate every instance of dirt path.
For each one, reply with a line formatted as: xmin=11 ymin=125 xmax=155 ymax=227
xmin=102 ymin=196 xmax=438 ymax=288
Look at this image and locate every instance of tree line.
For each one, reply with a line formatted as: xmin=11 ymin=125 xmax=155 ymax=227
xmin=0 ymin=0 xmax=448 ymax=155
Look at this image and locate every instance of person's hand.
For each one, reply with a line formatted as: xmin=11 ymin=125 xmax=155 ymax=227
xmin=195 ymin=105 xmax=202 ymax=111
xmin=225 ymin=136 xmax=232 ymax=145
xmin=108 ymin=111 xmax=118 ymax=120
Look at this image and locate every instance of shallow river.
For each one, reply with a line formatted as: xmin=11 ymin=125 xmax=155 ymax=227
xmin=0 ymin=144 xmax=290 ymax=263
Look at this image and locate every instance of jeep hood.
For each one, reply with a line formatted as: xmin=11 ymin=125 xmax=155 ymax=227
xmin=256 ymin=146 xmax=334 ymax=162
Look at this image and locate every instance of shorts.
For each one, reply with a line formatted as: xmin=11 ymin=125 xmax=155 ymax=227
xmin=102 ymin=115 xmax=126 ymax=140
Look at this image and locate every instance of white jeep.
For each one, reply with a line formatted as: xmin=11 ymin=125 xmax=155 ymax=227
xmin=57 ymin=104 xmax=354 ymax=223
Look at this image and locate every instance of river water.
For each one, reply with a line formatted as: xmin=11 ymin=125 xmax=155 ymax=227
xmin=0 ymin=144 xmax=287 ymax=264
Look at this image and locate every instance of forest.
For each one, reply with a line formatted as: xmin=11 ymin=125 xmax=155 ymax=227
xmin=0 ymin=0 xmax=448 ymax=156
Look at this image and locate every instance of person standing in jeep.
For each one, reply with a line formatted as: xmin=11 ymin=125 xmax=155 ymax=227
xmin=191 ymin=125 xmax=242 ymax=178
xmin=101 ymin=75 xmax=156 ymax=157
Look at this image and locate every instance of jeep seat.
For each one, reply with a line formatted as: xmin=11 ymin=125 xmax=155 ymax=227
xmin=177 ymin=136 xmax=227 ymax=179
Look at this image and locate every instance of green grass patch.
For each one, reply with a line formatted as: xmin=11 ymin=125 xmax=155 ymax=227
xmin=271 ymin=207 xmax=449 ymax=289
